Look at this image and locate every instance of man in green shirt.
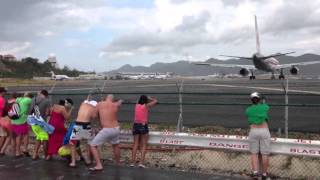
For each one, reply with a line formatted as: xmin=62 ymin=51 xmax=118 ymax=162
xmin=11 ymin=92 xmax=33 ymax=157
xmin=246 ymin=92 xmax=271 ymax=180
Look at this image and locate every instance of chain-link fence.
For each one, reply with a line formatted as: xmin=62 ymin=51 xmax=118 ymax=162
xmin=93 ymin=144 xmax=319 ymax=179
xmin=48 ymin=90 xmax=320 ymax=134
xmin=5 ymin=80 xmax=320 ymax=179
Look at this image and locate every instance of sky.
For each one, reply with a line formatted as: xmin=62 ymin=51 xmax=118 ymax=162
xmin=1 ymin=0 xmax=320 ymax=72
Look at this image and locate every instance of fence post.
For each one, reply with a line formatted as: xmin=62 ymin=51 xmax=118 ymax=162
xmin=49 ymin=82 xmax=57 ymax=102
xmin=282 ymin=79 xmax=289 ymax=138
xmin=99 ymin=80 xmax=107 ymax=100
xmin=176 ymin=80 xmax=184 ymax=132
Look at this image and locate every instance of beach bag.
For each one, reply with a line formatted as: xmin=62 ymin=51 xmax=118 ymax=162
xmin=63 ymin=121 xmax=76 ymax=145
xmin=58 ymin=145 xmax=71 ymax=156
xmin=8 ymin=102 xmax=20 ymax=120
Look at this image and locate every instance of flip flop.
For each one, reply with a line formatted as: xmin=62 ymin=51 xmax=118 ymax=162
xmin=32 ymin=156 xmax=39 ymax=161
xmin=89 ymin=167 xmax=103 ymax=171
xmin=23 ymin=151 xmax=31 ymax=157
xmin=85 ymin=162 xmax=92 ymax=166
xmin=15 ymin=154 xmax=23 ymax=159
xmin=68 ymin=164 xmax=77 ymax=168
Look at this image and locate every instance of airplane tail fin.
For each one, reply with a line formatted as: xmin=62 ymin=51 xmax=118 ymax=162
xmin=254 ymin=15 xmax=261 ymax=54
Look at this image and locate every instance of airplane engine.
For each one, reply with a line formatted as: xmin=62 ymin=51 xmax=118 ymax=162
xmin=290 ymin=66 xmax=299 ymax=75
xmin=239 ymin=68 xmax=250 ymax=76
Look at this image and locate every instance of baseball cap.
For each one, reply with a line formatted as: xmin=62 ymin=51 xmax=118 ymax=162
xmin=250 ymin=92 xmax=260 ymax=99
xmin=0 ymin=87 xmax=7 ymax=93
xmin=84 ymin=100 xmax=97 ymax=107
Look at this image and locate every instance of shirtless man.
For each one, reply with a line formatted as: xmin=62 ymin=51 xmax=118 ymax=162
xmin=69 ymin=100 xmax=97 ymax=167
xmin=89 ymin=94 xmax=122 ymax=171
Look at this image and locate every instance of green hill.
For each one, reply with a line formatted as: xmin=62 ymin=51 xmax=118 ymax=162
xmin=0 ymin=57 xmax=86 ymax=78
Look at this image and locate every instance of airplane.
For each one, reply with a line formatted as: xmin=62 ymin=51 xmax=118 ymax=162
xmin=49 ymin=71 xmax=70 ymax=80
xmin=195 ymin=15 xmax=320 ymax=80
xmin=154 ymin=72 xmax=171 ymax=80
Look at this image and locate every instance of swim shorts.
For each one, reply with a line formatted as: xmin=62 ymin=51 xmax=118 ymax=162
xmin=248 ymin=128 xmax=271 ymax=155
xmin=12 ymin=123 xmax=29 ymax=136
xmin=90 ymin=127 xmax=120 ymax=146
xmin=132 ymin=123 xmax=149 ymax=135
xmin=31 ymin=125 xmax=49 ymax=141
xmin=70 ymin=121 xmax=94 ymax=144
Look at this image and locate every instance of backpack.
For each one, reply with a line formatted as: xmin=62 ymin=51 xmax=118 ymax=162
xmin=8 ymin=102 xmax=20 ymax=120
xmin=30 ymin=98 xmax=43 ymax=118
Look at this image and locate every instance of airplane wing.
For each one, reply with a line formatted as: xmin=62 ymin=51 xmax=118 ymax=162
xmin=195 ymin=63 xmax=255 ymax=69
xmin=277 ymin=61 xmax=320 ymax=69
xmin=261 ymin=51 xmax=295 ymax=59
xmin=219 ymin=55 xmax=253 ymax=60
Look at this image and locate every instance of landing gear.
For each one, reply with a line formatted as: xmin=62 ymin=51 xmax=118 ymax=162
xmin=271 ymin=73 xmax=276 ymax=80
xmin=249 ymin=70 xmax=255 ymax=80
xmin=279 ymin=74 xmax=285 ymax=80
xmin=279 ymin=69 xmax=285 ymax=80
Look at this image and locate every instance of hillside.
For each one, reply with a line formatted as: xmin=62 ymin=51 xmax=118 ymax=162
xmin=107 ymin=53 xmax=320 ymax=76
xmin=0 ymin=57 xmax=86 ymax=78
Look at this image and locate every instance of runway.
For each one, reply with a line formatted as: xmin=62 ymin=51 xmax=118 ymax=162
xmin=6 ymin=78 xmax=320 ymax=133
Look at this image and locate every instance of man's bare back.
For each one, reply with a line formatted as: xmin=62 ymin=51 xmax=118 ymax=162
xmin=76 ymin=102 xmax=97 ymax=122
xmin=97 ymin=95 xmax=122 ymax=128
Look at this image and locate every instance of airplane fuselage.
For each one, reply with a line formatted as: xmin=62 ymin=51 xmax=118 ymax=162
xmin=252 ymin=53 xmax=280 ymax=72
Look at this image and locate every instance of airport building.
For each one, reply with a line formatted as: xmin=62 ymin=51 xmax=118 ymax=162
xmin=0 ymin=54 xmax=17 ymax=61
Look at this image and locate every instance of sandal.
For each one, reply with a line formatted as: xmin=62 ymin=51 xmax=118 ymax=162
xmin=23 ymin=151 xmax=31 ymax=157
xmin=68 ymin=163 xmax=77 ymax=168
xmin=89 ymin=167 xmax=103 ymax=171
xmin=138 ymin=164 xmax=147 ymax=168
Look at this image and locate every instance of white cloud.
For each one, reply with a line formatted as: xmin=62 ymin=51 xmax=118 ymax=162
xmin=37 ymin=31 xmax=56 ymax=37
xmin=1 ymin=0 xmax=320 ymax=71
xmin=0 ymin=41 xmax=31 ymax=57
xmin=100 ymin=0 xmax=320 ymax=65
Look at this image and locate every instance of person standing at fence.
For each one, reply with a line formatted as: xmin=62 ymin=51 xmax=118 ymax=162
xmin=0 ymin=92 xmax=20 ymax=155
xmin=11 ymin=92 xmax=33 ymax=158
xmin=130 ymin=95 xmax=157 ymax=168
xmin=68 ymin=100 xmax=97 ymax=168
xmin=246 ymin=92 xmax=271 ymax=179
xmin=89 ymin=94 xmax=122 ymax=171
xmin=28 ymin=90 xmax=51 ymax=160
xmin=0 ymin=87 xmax=7 ymax=154
xmin=46 ymin=98 xmax=73 ymax=160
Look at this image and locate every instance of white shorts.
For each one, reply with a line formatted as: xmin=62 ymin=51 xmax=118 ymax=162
xmin=90 ymin=127 xmax=120 ymax=146
xmin=248 ymin=128 xmax=271 ymax=155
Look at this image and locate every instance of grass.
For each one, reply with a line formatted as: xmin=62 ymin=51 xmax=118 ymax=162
xmin=0 ymin=78 xmax=54 ymax=87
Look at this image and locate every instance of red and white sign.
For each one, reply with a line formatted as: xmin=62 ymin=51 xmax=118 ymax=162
xmin=120 ymin=130 xmax=320 ymax=158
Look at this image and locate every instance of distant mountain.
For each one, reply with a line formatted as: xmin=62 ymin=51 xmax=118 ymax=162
xmin=107 ymin=53 xmax=320 ymax=76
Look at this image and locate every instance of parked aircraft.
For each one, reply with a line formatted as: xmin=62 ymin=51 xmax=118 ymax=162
xmin=49 ymin=71 xmax=70 ymax=80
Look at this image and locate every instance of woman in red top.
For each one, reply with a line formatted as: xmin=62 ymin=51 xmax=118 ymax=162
xmin=46 ymin=99 xmax=73 ymax=160
xmin=130 ymin=95 xmax=157 ymax=168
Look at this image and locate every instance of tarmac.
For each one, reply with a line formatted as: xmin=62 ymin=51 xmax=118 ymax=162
xmin=0 ymin=156 xmax=248 ymax=180
xmin=7 ymin=78 xmax=320 ymax=132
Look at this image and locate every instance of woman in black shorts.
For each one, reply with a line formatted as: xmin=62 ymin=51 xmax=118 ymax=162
xmin=130 ymin=95 xmax=157 ymax=168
